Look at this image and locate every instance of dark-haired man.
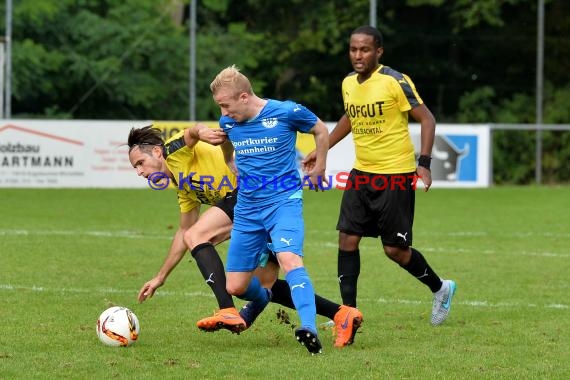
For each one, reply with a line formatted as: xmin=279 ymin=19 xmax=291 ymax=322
xmin=304 ymin=25 xmax=456 ymax=326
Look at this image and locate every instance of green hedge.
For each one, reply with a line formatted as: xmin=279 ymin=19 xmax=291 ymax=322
xmin=492 ymin=129 xmax=570 ymax=184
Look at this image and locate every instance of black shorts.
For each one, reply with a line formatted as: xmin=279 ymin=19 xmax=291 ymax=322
xmin=213 ymin=189 xmax=278 ymax=265
xmin=214 ymin=189 xmax=238 ymax=221
xmin=336 ymin=169 xmax=416 ymax=247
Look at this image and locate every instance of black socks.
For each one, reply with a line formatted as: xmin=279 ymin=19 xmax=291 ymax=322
xmin=401 ymin=248 xmax=442 ymax=293
xmin=190 ymin=243 xmax=234 ymax=309
xmin=338 ymin=249 xmax=360 ymax=307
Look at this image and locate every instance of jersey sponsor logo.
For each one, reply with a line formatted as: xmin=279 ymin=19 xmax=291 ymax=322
xmin=262 ymin=118 xmax=278 ymax=129
xmin=232 ymin=136 xmax=278 ymax=147
xmin=345 ymin=101 xmax=384 ymax=118
xmin=352 ymin=126 xmax=383 ymax=135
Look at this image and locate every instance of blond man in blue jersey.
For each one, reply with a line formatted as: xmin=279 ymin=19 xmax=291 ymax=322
xmin=304 ymin=26 xmax=456 ymax=329
xmin=127 ymin=125 xmax=361 ymax=347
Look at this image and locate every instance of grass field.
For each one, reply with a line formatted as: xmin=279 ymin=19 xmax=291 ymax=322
xmin=1 ymin=186 xmax=569 ymax=379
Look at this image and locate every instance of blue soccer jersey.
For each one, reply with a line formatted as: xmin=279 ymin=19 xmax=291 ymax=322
xmin=219 ymin=99 xmax=317 ymax=204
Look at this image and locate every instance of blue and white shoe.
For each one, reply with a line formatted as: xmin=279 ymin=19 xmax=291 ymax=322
xmin=431 ymin=279 xmax=456 ymax=326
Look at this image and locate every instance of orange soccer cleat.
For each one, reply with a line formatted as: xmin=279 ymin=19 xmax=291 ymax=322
xmin=196 ymin=307 xmax=247 ymax=334
xmin=333 ymin=305 xmax=363 ymax=347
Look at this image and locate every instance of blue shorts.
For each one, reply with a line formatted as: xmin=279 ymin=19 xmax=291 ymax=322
xmin=226 ymin=198 xmax=305 ymax=272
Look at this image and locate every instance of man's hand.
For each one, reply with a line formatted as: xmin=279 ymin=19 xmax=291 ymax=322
xmin=416 ymin=166 xmax=432 ymax=192
xmin=137 ymin=277 xmax=164 ymax=303
xmin=305 ymin=167 xmax=328 ymax=192
xmin=301 ymin=150 xmax=317 ymax=173
xmin=302 ymin=150 xmax=328 ymax=191
xmin=198 ymin=125 xmax=227 ymax=146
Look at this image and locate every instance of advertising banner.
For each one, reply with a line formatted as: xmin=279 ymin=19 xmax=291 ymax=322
xmin=0 ymin=120 xmax=149 ymax=188
xmin=0 ymin=120 xmax=490 ymax=188
xmin=322 ymin=123 xmax=491 ymax=188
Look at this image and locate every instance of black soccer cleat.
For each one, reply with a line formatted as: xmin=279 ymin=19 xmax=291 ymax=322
xmin=295 ymin=327 xmax=323 ymax=355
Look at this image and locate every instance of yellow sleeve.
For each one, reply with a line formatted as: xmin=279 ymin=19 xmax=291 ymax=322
xmin=176 ymin=190 xmax=200 ymax=213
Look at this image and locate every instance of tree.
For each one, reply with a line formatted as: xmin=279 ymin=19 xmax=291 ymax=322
xmin=2 ymin=0 xmax=569 ymax=129
xmin=194 ymin=0 xmax=370 ymax=120
xmin=8 ymin=0 xmax=190 ymax=119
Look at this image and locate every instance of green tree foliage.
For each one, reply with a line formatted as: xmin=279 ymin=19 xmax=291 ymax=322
xmin=457 ymin=83 xmax=570 ymax=183
xmin=4 ymin=0 xmax=569 ymax=122
xmin=196 ymin=0 xmax=370 ymax=120
xmin=7 ymin=0 xmax=190 ymax=119
xmin=449 ymin=0 xmax=570 ymax=183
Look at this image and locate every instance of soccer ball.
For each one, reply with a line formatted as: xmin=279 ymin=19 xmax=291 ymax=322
xmin=96 ymin=306 xmax=140 ymax=347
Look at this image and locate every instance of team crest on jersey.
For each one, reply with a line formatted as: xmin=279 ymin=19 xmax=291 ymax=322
xmin=262 ymin=118 xmax=278 ymax=129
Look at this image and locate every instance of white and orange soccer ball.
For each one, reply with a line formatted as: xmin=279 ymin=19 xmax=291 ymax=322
xmin=96 ymin=306 xmax=140 ymax=347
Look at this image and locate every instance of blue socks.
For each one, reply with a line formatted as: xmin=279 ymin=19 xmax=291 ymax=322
xmin=239 ymin=276 xmax=270 ymax=305
xmin=286 ymin=267 xmax=317 ymax=333
xmin=238 ymin=268 xmax=317 ymax=333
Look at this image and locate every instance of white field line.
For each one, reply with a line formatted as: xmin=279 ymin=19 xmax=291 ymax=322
xmin=376 ymin=297 xmax=568 ymax=310
xmin=0 ymin=283 xmax=213 ymax=299
xmin=3 ymin=228 xmax=570 ymax=239
xmin=310 ymin=229 xmax=570 ymax=239
xmin=421 ymin=246 xmax=570 ymax=258
xmin=0 ymin=228 xmax=171 ymax=240
xmin=0 ymin=283 xmax=567 ymax=310
xmin=1 ymin=228 xmax=568 ymax=258
xmin=304 ymin=241 xmax=570 ymax=258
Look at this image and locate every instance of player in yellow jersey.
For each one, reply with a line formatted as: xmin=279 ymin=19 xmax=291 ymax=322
xmin=129 ymin=125 xmax=250 ymax=333
xmin=128 ymin=125 xmax=361 ymax=347
xmin=304 ymin=26 xmax=456 ymax=329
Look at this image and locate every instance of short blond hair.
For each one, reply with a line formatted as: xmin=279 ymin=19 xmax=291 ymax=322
xmin=210 ymin=65 xmax=253 ymax=98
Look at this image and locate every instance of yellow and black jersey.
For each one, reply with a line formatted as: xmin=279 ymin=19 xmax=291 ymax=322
xmin=164 ymin=130 xmax=236 ymax=213
xmin=342 ymin=64 xmax=423 ymax=174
